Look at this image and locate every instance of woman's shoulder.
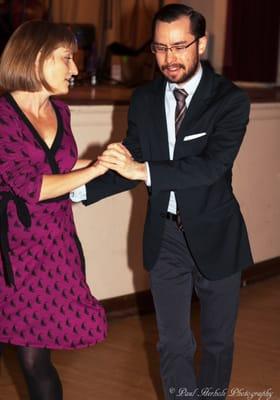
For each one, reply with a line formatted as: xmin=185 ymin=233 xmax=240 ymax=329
xmin=0 ymin=95 xmax=22 ymax=143
xmin=0 ymin=93 xmax=12 ymax=111
xmin=0 ymin=94 xmax=18 ymax=125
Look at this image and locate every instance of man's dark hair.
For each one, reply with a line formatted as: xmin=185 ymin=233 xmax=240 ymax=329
xmin=152 ymin=3 xmax=206 ymax=39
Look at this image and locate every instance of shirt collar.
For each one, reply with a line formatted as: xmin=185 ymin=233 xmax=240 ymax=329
xmin=167 ymin=62 xmax=203 ymax=96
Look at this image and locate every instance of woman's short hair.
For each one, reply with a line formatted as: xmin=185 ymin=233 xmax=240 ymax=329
xmin=0 ymin=20 xmax=77 ymax=92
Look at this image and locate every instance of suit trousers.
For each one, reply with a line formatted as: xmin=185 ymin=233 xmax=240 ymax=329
xmin=149 ymin=218 xmax=241 ymax=399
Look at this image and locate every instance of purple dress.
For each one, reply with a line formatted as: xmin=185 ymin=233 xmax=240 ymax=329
xmin=0 ymin=93 xmax=107 ymax=349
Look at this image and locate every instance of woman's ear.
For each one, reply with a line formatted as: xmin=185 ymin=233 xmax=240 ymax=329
xmin=35 ymin=50 xmax=42 ymax=71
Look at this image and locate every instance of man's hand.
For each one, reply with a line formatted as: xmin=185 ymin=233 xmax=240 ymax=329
xmin=97 ymin=143 xmax=147 ymax=181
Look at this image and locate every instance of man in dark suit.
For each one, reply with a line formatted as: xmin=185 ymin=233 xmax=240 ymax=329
xmin=73 ymin=3 xmax=253 ymax=398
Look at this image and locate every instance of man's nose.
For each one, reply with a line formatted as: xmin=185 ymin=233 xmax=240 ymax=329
xmin=165 ymin=47 xmax=177 ymax=63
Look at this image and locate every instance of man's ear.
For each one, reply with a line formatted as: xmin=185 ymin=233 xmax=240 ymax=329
xmin=198 ymin=35 xmax=208 ymax=57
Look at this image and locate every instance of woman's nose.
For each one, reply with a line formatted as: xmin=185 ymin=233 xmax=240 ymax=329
xmin=71 ymin=60 xmax=78 ymax=76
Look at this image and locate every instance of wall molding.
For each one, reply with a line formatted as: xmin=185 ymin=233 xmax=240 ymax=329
xmin=101 ymin=257 xmax=280 ymax=319
xmin=241 ymin=257 xmax=280 ymax=285
xmin=250 ymin=103 xmax=280 ymax=120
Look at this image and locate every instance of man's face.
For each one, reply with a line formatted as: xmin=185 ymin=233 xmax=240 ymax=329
xmin=153 ymin=16 xmax=207 ymax=84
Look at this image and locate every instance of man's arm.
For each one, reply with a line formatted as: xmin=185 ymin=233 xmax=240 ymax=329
xmin=83 ymin=90 xmax=144 ymax=206
xmin=83 ymin=169 xmax=138 ymax=205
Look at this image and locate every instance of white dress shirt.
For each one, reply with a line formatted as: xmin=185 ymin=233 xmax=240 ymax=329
xmin=146 ymin=62 xmax=203 ymax=214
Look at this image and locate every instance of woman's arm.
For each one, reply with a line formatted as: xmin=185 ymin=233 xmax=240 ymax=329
xmin=39 ymin=162 xmax=107 ymax=201
xmin=71 ymin=159 xmax=93 ymax=171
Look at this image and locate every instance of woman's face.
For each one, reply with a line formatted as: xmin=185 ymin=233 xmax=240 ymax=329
xmin=42 ymin=46 xmax=78 ymax=94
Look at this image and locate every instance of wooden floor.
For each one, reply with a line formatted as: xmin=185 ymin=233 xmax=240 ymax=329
xmin=1 ymin=276 xmax=279 ymax=400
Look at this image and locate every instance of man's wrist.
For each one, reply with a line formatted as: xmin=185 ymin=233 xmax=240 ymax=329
xmin=134 ymin=162 xmax=147 ymax=181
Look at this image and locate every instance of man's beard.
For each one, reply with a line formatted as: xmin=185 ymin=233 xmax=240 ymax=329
xmin=161 ymin=53 xmax=199 ymax=84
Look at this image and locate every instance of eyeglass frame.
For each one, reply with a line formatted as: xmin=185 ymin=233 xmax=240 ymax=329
xmin=150 ymin=37 xmax=200 ymax=54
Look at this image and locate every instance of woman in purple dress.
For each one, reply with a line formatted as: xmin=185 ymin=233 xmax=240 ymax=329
xmin=0 ymin=20 xmax=108 ymax=399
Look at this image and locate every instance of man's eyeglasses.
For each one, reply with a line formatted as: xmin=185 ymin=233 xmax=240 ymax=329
xmin=151 ymin=38 xmax=199 ymax=54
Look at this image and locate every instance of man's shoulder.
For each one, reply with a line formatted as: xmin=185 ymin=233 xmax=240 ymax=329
xmin=210 ymin=67 xmax=249 ymax=104
xmin=202 ymin=67 xmax=250 ymax=118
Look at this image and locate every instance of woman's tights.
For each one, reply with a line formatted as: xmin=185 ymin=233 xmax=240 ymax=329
xmin=1 ymin=344 xmax=63 ymax=400
xmin=17 ymin=346 xmax=63 ymax=400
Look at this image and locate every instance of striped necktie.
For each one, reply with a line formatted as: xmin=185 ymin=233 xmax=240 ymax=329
xmin=173 ymin=88 xmax=188 ymax=134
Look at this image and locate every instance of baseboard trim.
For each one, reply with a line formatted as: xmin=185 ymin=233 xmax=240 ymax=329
xmin=101 ymin=289 xmax=155 ymax=320
xmin=101 ymin=257 xmax=280 ymax=319
xmin=241 ymin=256 xmax=280 ymax=285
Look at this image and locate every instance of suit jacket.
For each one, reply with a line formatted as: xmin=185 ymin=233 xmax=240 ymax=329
xmin=85 ymin=64 xmax=253 ymax=280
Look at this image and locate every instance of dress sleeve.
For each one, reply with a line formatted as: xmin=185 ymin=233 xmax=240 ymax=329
xmin=0 ymin=113 xmax=44 ymax=204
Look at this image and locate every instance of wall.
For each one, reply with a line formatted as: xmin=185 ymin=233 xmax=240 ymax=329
xmin=70 ymin=102 xmax=280 ymax=300
xmin=71 ymin=105 xmax=149 ymax=300
xmin=233 ymin=103 xmax=280 ymax=262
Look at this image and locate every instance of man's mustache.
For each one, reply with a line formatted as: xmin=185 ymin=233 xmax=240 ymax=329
xmin=162 ymin=63 xmax=186 ymax=71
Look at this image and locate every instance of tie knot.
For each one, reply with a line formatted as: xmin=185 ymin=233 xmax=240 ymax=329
xmin=173 ymin=88 xmax=188 ymax=103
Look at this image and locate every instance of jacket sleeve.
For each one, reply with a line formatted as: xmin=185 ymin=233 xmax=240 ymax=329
xmin=84 ymin=90 xmax=143 ymax=206
xmin=149 ymin=89 xmax=250 ymax=194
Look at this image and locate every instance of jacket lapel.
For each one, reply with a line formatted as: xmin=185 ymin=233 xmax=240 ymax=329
xmin=148 ymin=65 xmax=215 ymax=160
xmin=174 ymin=65 xmax=215 ymax=151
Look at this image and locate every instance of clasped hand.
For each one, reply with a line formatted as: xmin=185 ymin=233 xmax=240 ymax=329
xmin=97 ymin=143 xmax=147 ymax=181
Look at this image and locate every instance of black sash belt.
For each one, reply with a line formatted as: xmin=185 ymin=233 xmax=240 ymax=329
xmin=0 ymin=192 xmax=31 ymax=287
